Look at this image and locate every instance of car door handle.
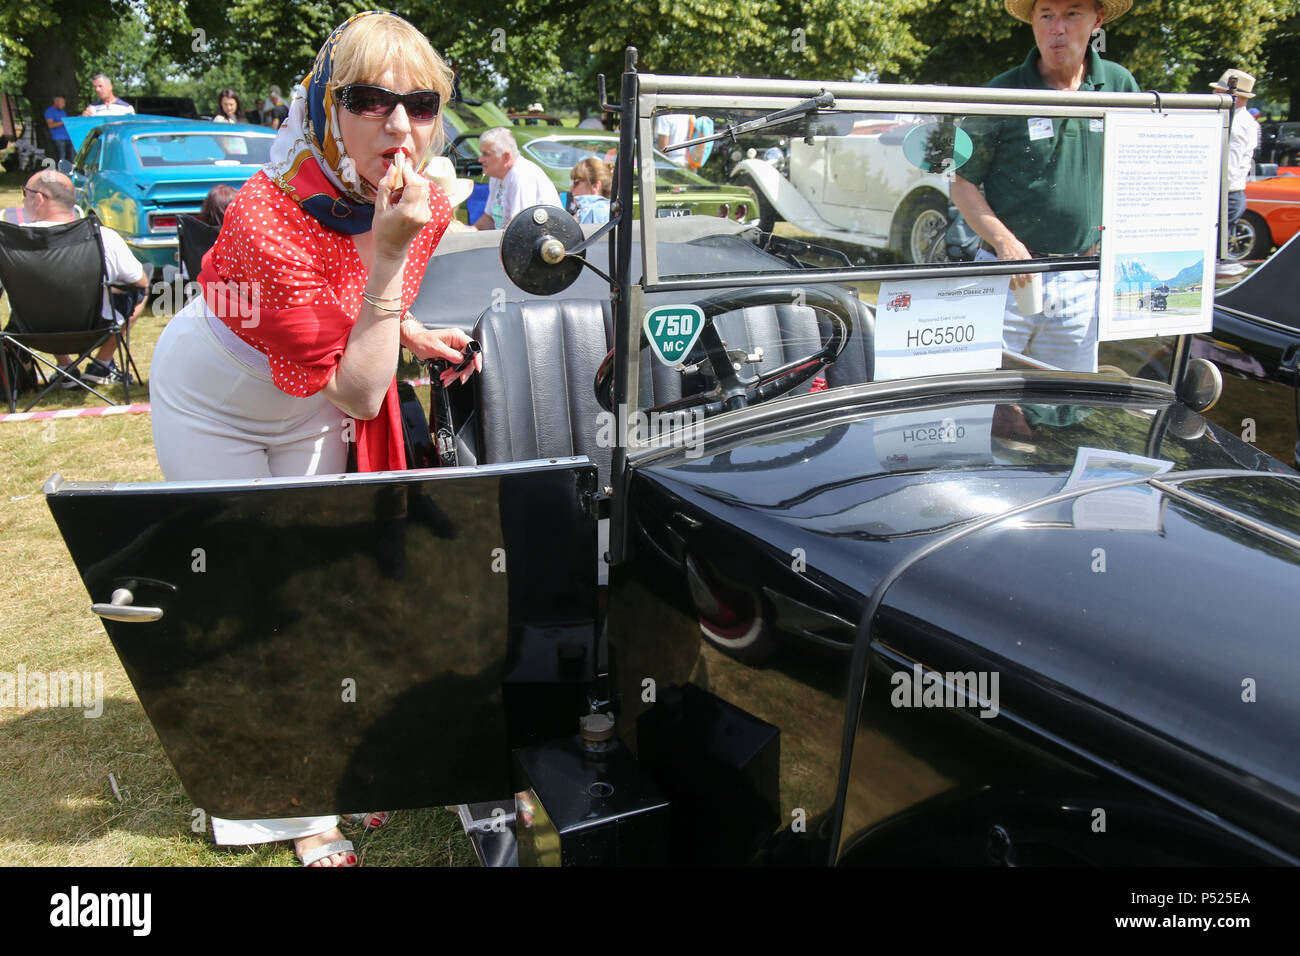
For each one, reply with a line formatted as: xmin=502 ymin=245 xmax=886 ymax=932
xmin=92 ymin=588 xmax=163 ymax=623
xmin=1280 ymin=345 xmax=1300 ymax=387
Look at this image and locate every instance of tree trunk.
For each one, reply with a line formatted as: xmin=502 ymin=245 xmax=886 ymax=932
xmin=21 ymin=30 xmax=81 ymax=158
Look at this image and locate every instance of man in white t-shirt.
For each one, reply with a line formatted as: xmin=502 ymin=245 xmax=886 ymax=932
xmin=655 ymin=114 xmax=691 ymax=167
xmin=1211 ymin=68 xmax=1261 ymax=276
xmin=471 ymin=127 xmax=561 ymax=230
xmin=81 ymin=74 xmax=135 ymax=117
xmin=16 ymin=170 xmax=148 ymax=384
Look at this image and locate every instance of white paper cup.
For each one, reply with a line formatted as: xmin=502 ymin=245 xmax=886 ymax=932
xmin=1013 ymin=273 xmax=1043 ymax=316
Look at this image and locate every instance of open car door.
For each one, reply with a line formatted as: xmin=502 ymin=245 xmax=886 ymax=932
xmin=45 ymin=459 xmax=599 ymax=820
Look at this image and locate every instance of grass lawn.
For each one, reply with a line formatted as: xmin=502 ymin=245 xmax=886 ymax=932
xmin=0 ymin=168 xmax=476 ymax=866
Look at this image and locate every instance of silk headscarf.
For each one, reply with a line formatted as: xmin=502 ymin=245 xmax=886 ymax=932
xmin=197 ymin=9 xmax=453 ymax=474
xmin=263 ymin=9 xmax=436 ymax=235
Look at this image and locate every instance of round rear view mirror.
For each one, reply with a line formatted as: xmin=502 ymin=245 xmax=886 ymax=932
xmin=1166 ymin=403 xmax=1208 ymax=441
xmin=1179 ymin=357 xmax=1223 ymax=413
xmin=500 ymin=204 xmax=585 ymax=295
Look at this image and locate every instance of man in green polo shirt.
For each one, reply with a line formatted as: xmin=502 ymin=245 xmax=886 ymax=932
xmin=951 ymin=0 xmax=1138 ymax=372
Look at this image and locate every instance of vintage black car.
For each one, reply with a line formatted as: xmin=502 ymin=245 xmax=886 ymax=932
xmin=1137 ymin=285 xmax=1169 ymax=312
xmin=1259 ymin=120 xmax=1300 ymax=167
xmin=1198 ymin=233 xmax=1300 ymax=468
xmin=44 ymin=59 xmax=1300 ymax=867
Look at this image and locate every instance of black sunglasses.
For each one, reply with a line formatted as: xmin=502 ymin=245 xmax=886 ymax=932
xmin=22 ymin=186 xmax=49 ymax=199
xmin=337 ymin=84 xmax=440 ymax=121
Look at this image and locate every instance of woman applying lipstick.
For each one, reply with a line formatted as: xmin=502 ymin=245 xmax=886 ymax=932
xmin=148 ymin=11 xmax=480 ymax=866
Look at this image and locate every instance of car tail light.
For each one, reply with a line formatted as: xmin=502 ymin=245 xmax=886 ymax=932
xmin=733 ymin=204 xmax=748 ymax=221
xmin=717 ymin=203 xmax=730 ymax=218
xmin=150 ymin=213 xmax=178 ymax=231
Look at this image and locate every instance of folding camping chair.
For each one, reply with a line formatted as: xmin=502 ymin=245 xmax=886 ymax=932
xmin=0 ymin=217 xmax=141 ymax=412
xmin=176 ymin=213 xmax=220 ymax=289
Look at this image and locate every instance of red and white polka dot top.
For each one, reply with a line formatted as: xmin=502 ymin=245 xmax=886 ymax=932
xmin=197 ymin=170 xmax=453 ymax=471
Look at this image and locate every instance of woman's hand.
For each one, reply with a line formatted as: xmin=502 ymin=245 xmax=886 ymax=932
xmin=402 ymin=323 xmax=484 ymax=386
xmin=373 ymin=152 xmax=431 ymax=262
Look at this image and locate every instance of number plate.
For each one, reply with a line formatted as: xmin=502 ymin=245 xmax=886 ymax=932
xmin=656 ymin=206 xmax=692 ymax=218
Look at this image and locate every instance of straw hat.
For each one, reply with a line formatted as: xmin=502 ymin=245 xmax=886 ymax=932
xmin=423 ymin=155 xmax=475 ymax=208
xmin=1210 ymin=69 xmax=1256 ymax=98
xmin=1005 ymin=0 xmax=1131 ymax=23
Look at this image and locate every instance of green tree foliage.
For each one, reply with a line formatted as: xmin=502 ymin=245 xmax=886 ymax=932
xmin=901 ymin=0 xmax=1027 ymax=85
xmin=1115 ymin=0 xmax=1282 ymax=92
xmin=579 ymin=0 xmax=928 ymax=82
xmin=78 ymin=10 xmax=175 ymax=97
xmin=1259 ymin=2 xmax=1300 ymax=117
xmin=220 ymin=0 xmax=360 ymax=91
xmin=403 ymin=0 xmax=582 ymax=110
xmin=5 ymin=0 xmax=1298 ymax=156
xmin=2 ymin=0 xmax=136 ymax=137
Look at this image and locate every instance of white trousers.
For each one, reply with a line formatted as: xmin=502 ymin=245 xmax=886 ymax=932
xmin=210 ymin=815 xmax=342 ymax=846
xmin=151 ymin=296 xmax=349 ymax=845
xmin=150 ymin=296 xmax=350 ymax=481
xmin=977 ymin=251 xmax=1099 ymax=373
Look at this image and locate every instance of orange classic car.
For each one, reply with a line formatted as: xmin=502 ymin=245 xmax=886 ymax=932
xmin=1229 ymin=168 xmax=1300 ymax=261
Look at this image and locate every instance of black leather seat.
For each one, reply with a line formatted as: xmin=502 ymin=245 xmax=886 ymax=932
xmin=472 ymin=291 xmax=874 ymax=485
xmin=473 ymin=298 xmax=615 ymax=487
xmin=825 ymin=296 xmax=875 ymax=388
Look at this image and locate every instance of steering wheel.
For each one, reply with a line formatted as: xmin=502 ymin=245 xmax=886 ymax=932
xmin=594 ymin=286 xmax=854 ymax=418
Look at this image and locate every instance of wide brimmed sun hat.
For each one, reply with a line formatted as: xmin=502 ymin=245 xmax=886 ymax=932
xmin=1005 ymin=0 xmax=1132 ymax=23
xmin=1210 ymin=69 xmax=1256 ymax=98
xmin=423 ymin=155 xmax=475 ymax=208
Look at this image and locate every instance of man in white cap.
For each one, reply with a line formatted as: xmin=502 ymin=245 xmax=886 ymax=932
xmin=422 ymin=155 xmax=476 ymax=231
xmin=951 ymin=0 xmax=1137 ymax=373
xmin=1211 ymin=68 xmax=1260 ymax=276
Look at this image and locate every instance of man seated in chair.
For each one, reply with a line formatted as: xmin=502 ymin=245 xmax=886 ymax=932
xmin=18 ymin=170 xmax=149 ymax=385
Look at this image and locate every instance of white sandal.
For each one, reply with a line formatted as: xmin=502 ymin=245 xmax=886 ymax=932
xmin=297 ymin=838 xmax=356 ymax=867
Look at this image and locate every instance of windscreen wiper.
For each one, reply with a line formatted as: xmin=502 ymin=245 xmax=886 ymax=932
xmin=664 ymin=90 xmax=836 ymax=156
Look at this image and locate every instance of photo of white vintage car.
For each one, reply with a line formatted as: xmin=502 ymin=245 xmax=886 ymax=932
xmin=730 ymin=113 xmax=953 ymax=264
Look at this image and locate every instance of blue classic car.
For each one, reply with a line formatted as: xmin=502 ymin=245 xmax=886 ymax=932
xmin=62 ymin=116 xmax=275 ymax=280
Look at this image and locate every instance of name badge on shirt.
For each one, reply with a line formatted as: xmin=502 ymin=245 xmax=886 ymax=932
xmin=1089 ymin=118 xmax=1104 ymax=133
xmin=1027 ymin=117 xmax=1054 ymax=141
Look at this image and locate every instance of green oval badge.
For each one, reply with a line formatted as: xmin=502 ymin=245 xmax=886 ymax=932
xmin=644 ymin=304 xmax=706 ymax=366
xmin=901 ymin=122 xmax=973 ymax=175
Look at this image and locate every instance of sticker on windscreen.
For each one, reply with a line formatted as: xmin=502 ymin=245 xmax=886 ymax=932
xmin=644 ymin=305 xmax=706 ymax=366
xmin=901 ymin=121 xmax=973 ymax=176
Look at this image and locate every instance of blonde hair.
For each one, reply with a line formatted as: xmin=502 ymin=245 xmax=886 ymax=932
xmin=329 ymin=14 xmax=454 ymax=153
